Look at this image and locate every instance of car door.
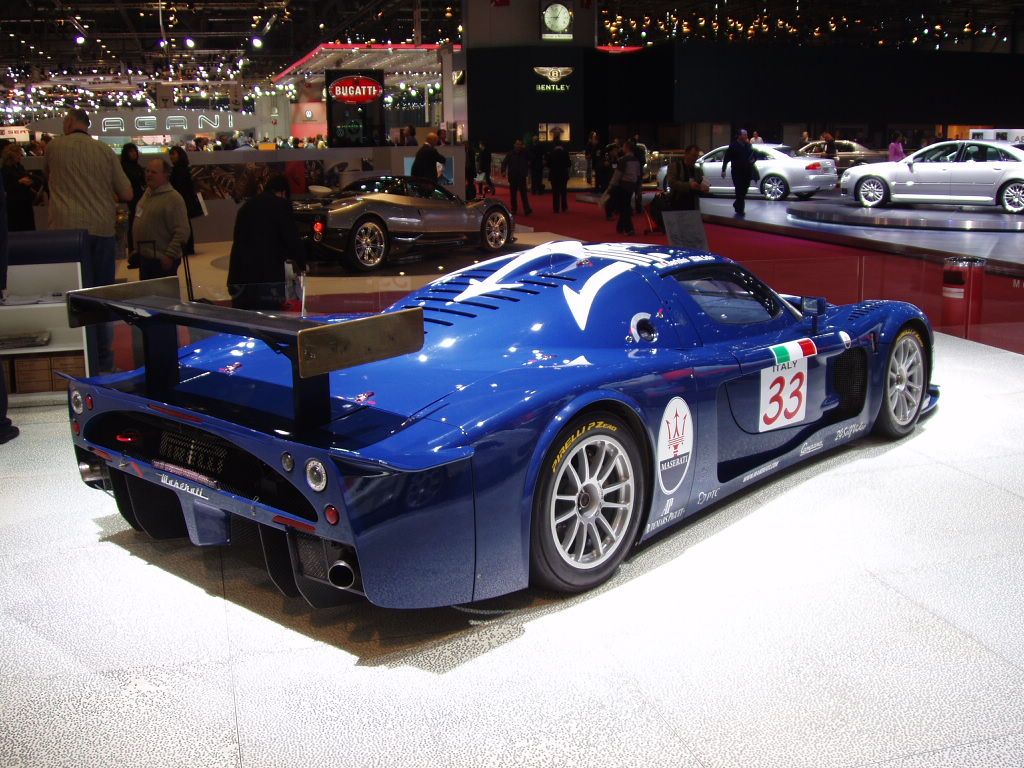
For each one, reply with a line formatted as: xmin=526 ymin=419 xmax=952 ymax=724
xmin=656 ymin=264 xmax=835 ymax=480
xmin=406 ymin=178 xmax=470 ymax=233
xmin=697 ymin=148 xmax=728 ymax=194
xmin=948 ymin=142 xmax=1003 ymax=202
xmin=891 ymin=142 xmax=959 ymax=201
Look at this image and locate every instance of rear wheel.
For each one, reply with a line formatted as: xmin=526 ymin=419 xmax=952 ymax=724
xmin=481 ymin=208 xmax=510 ymax=251
xmin=345 ymin=217 xmax=389 ymax=272
xmin=874 ymin=327 xmax=928 ymax=439
xmin=531 ymin=412 xmax=644 ymax=593
xmin=856 ymin=176 xmax=889 ymax=208
xmin=761 ymin=174 xmax=790 ymax=201
xmin=998 ymin=181 xmax=1024 ymax=214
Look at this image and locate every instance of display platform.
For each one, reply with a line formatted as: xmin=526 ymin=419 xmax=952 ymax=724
xmin=3 ymin=332 xmax=1024 ymax=767
xmin=786 ymin=200 xmax=1024 ymax=232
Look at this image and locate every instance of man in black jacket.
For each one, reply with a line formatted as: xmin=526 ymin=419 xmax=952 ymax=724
xmin=721 ymin=129 xmax=756 ymax=216
xmin=0 ymin=175 xmax=17 ymax=444
xmin=546 ymin=133 xmax=571 ymax=213
xmin=227 ymin=174 xmax=306 ymax=310
xmin=501 ymin=139 xmax=532 ymax=216
xmin=410 ymin=133 xmax=446 ymax=181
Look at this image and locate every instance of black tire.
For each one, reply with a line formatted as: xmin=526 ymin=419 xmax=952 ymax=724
xmin=480 ymin=208 xmax=511 ymax=252
xmin=760 ymin=174 xmax=790 ymax=201
xmin=344 ymin=217 xmax=389 ymax=272
xmin=530 ymin=411 xmax=645 ymax=593
xmin=856 ymin=176 xmax=889 ymax=208
xmin=874 ymin=326 xmax=929 ymax=439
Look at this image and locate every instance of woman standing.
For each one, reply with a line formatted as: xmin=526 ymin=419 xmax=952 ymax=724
xmin=168 ymin=145 xmax=203 ymax=256
xmin=1 ymin=144 xmax=38 ymax=231
xmin=888 ymin=132 xmax=906 ymax=162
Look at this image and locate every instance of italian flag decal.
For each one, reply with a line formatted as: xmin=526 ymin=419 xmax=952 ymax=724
xmin=769 ymin=338 xmax=818 ymax=365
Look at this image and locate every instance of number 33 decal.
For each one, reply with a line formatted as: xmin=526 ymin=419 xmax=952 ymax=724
xmin=759 ymin=358 xmax=808 ymax=432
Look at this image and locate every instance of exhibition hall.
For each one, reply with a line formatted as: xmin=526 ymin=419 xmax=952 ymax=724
xmin=2 ymin=2 xmax=1024 ymax=766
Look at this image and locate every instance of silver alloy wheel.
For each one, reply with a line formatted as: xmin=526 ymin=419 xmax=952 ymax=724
xmin=1000 ymin=182 xmax=1024 ymax=214
xmin=484 ymin=210 xmax=509 ymax=249
xmin=858 ymin=177 xmax=887 ymax=207
xmin=887 ymin=334 xmax=925 ymax=427
xmin=762 ymin=175 xmax=788 ymax=201
xmin=352 ymin=220 xmax=387 ymax=267
xmin=548 ymin=434 xmax=636 ymax=570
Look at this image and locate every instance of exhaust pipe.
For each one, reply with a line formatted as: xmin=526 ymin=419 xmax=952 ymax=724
xmin=327 ymin=560 xmax=358 ymax=590
xmin=78 ymin=460 xmax=105 ymax=484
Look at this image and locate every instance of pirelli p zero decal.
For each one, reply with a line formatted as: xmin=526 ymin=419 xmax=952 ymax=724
xmin=550 ymin=419 xmax=618 ymax=475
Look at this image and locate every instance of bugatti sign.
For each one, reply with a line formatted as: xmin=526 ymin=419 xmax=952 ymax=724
xmin=328 ymin=76 xmax=384 ymax=104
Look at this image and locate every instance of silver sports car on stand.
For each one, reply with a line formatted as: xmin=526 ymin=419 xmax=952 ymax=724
xmin=798 ymin=140 xmax=888 ymax=171
xmin=293 ymin=175 xmax=515 ymax=271
xmin=658 ymin=144 xmax=838 ymax=201
xmin=841 ymin=140 xmax=1024 ymax=214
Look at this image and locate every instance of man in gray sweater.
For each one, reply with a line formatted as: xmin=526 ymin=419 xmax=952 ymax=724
xmin=132 ymin=157 xmax=190 ymax=280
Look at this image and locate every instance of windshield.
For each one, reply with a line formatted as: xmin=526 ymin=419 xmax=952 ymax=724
xmin=772 ymin=145 xmax=796 ymax=157
xmin=342 ymin=176 xmax=405 ymax=195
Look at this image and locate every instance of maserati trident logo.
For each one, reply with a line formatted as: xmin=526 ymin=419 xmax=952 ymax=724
xmin=534 ymin=67 xmax=573 ymax=92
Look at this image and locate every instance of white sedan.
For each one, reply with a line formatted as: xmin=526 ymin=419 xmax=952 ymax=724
xmin=657 ymin=144 xmax=838 ymax=201
xmin=840 ymin=140 xmax=1024 ymax=214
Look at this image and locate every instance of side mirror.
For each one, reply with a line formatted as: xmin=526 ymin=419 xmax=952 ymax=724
xmin=802 ymin=296 xmax=827 ymax=334
xmin=801 ymin=296 xmax=827 ymax=317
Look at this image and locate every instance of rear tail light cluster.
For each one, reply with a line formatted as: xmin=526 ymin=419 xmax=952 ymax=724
xmin=312 ymin=219 xmax=325 ymax=241
xmin=805 ymin=162 xmax=823 ymax=171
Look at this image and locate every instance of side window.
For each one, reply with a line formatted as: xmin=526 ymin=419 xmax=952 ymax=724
xmin=673 ymin=267 xmax=781 ymax=325
xmin=997 ymin=148 xmax=1020 ymax=162
xmin=839 ymin=142 xmax=855 ymax=152
xmin=703 ymin=149 xmax=726 ymax=163
xmin=915 ymin=143 xmax=960 ymax=163
xmin=806 ymin=143 xmax=823 ymax=153
xmin=753 ymin=150 xmax=771 ymax=162
xmin=961 ymin=144 xmax=990 ymax=162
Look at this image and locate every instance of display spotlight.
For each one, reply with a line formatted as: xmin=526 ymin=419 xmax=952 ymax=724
xmin=75 ymin=35 xmax=86 ymax=45
xmin=185 ymin=37 xmax=195 ymax=48
xmin=251 ymin=36 xmax=263 ymax=48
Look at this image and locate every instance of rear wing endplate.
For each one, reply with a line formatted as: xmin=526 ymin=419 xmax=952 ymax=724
xmin=67 ymin=277 xmax=424 ymax=428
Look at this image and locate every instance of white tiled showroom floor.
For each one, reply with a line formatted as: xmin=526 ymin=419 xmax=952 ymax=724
xmin=2 ymin=332 xmax=1023 ymax=768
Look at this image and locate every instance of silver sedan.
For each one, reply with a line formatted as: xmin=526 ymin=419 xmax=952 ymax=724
xmin=841 ymin=140 xmax=1024 ymax=214
xmin=658 ymin=144 xmax=838 ymax=201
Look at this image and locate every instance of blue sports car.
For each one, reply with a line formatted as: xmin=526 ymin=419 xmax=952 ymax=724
xmin=65 ymin=242 xmax=938 ymax=609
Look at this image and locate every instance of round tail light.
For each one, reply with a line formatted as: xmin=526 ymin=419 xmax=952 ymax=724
xmin=70 ymin=390 xmax=84 ymax=415
xmin=324 ymin=505 xmax=340 ymax=525
xmin=305 ymin=459 xmax=328 ymax=492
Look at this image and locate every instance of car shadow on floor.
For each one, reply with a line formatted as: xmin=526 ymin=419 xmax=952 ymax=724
xmin=92 ymin=424 xmax=925 ymax=674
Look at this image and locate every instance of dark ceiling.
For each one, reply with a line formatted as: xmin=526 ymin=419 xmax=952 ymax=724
xmin=1 ymin=1 xmax=1021 ymax=82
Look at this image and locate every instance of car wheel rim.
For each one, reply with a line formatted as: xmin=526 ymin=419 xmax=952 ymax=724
xmin=763 ymin=177 xmax=786 ymax=200
xmin=354 ymin=222 xmax=386 ymax=266
xmin=860 ymin=178 xmax=885 ymax=206
xmin=1002 ymin=183 xmax=1024 ymax=213
xmin=548 ymin=434 xmax=635 ymax=571
xmin=485 ymin=212 xmax=508 ymax=248
xmin=887 ymin=335 xmax=925 ymax=427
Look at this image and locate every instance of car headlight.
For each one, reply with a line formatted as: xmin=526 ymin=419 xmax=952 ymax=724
xmin=841 ymin=170 xmax=851 ymax=182
xmin=305 ymin=458 xmax=328 ymax=492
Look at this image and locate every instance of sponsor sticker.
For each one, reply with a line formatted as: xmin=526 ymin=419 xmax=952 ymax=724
xmin=657 ymin=397 xmax=694 ymax=494
xmin=799 ymin=440 xmax=824 ymax=456
xmin=742 ymin=459 xmax=780 ymax=484
xmin=834 ymin=422 xmax=867 ymax=442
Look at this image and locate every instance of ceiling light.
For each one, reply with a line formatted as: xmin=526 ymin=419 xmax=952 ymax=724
xmin=75 ymin=35 xmax=86 ymax=44
xmin=185 ymin=37 xmax=195 ymax=48
xmin=251 ymin=36 xmax=263 ymax=48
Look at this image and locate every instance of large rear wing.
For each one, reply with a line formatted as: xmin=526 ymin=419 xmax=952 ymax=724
xmin=67 ymin=277 xmax=424 ymax=428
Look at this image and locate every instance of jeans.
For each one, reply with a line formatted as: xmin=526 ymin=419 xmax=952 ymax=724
xmin=81 ymin=234 xmax=117 ymax=373
xmin=508 ymin=177 xmax=531 ymax=214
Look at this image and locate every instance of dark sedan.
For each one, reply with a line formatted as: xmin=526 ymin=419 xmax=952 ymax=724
xmin=293 ymin=175 xmax=515 ymax=271
xmin=798 ymin=140 xmax=888 ymax=171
